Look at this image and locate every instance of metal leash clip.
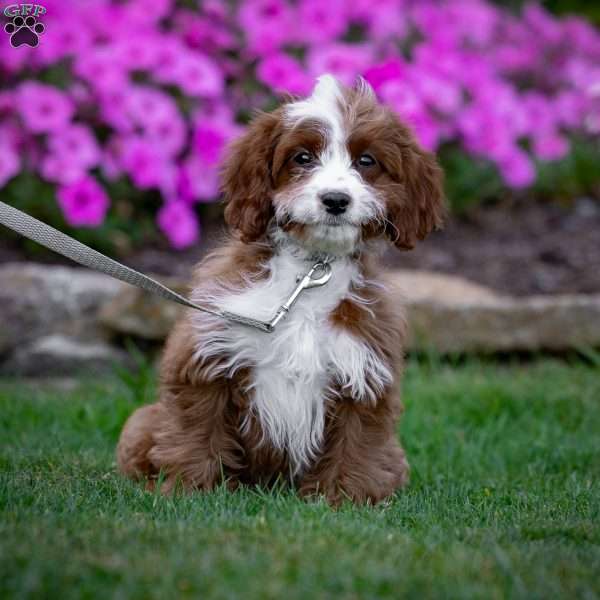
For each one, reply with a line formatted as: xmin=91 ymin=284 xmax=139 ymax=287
xmin=220 ymin=261 xmax=333 ymax=333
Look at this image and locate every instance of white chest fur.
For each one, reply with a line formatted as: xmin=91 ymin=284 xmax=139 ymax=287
xmin=192 ymin=250 xmax=392 ymax=474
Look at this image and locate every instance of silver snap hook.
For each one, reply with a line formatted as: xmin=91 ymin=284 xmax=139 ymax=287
xmin=304 ymin=262 xmax=333 ymax=289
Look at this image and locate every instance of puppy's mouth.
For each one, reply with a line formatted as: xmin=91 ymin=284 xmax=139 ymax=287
xmin=277 ymin=213 xmax=357 ymax=230
xmin=322 ymin=214 xmax=352 ymax=227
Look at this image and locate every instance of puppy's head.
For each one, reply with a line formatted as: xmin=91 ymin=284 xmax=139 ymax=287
xmin=221 ymin=75 xmax=445 ymax=254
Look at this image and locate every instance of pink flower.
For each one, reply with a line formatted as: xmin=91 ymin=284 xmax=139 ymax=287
xmin=523 ymin=3 xmax=563 ymax=44
xmin=152 ymin=37 xmax=189 ymax=82
xmin=350 ymin=0 xmax=408 ymax=38
xmin=17 ymin=82 xmax=75 ymax=134
xmin=125 ymin=87 xmax=178 ymax=124
xmin=297 ymin=0 xmax=349 ymax=44
xmin=411 ymin=70 xmax=463 ymax=116
xmin=238 ymin=0 xmax=295 ymax=55
xmin=533 ymin=133 xmax=570 ymax=162
xmin=364 ymin=59 xmax=407 ymax=93
xmin=57 ymin=177 xmax=110 ymax=227
xmin=379 ymin=81 xmax=424 ymax=121
xmin=121 ymin=0 xmax=174 ymax=26
xmin=46 ymin=124 xmax=100 ymax=170
xmin=73 ymin=48 xmax=128 ymax=93
xmin=0 ymin=141 xmax=20 ymax=187
xmin=118 ymin=136 xmax=175 ymax=191
xmin=497 ymin=148 xmax=536 ymax=189
xmin=307 ymin=43 xmax=374 ymax=86
xmin=180 ymin=156 xmax=221 ymax=201
xmin=124 ymin=87 xmax=186 ymax=156
xmin=174 ymin=11 xmax=236 ymax=53
xmin=40 ymin=155 xmax=88 ymax=185
xmin=193 ymin=117 xmax=240 ymax=167
xmin=553 ymin=90 xmax=588 ymax=128
xmin=0 ymin=91 xmax=14 ymax=116
xmin=157 ymin=200 xmax=200 ymax=249
xmin=168 ymin=52 xmax=224 ymax=98
xmin=34 ymin=13 xmax=93 ymax=65
xmin=145 ymin=115 xmax=187 ymax=158
xmin=99 ymin=87 xmax=134 ymax=133
xmin=257 ymin=54 xmax=312 ymax=96
xmin=112 ymin=33 xmax=163 ymax=72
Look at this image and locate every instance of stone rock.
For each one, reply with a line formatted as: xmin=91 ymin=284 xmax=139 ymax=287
xmin=0 ymin=263 xmax=123 ymax=356
xmin=102 ymin=268 xmax=600 ymax=352
xmin=98 ymin=278 xmax=186 ymax=341
xmin=0 ymin=334 xmax=129 ymax=376
xmin=2 ymin=264 xmax=599 ymax=372
xmin=387 ymin=271 xmax=600 ymax=352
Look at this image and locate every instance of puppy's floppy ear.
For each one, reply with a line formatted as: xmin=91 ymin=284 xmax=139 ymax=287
xmin=384 ymin=113 xmax=446 ymax=250
xmin=220 ymin=110 xmax=283 ymax=243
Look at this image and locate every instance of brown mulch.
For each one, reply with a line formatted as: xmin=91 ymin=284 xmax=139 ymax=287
xmin=1 ymin=198 xmax=599 ymax=297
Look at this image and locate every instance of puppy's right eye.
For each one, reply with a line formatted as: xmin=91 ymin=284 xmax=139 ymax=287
xmin=293 ymin=151 xmax=314 ymax=166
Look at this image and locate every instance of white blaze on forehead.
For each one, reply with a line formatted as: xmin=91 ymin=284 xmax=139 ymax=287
xmin=285 ymin=74 xmax=346 ymax=147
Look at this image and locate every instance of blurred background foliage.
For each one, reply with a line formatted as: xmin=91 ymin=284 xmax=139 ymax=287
xmin=497 ymin=1 xmax=600 ymax=23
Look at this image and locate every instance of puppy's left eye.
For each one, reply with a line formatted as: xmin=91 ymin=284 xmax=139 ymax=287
xmin=293 ymin=151 xmax=314 ymax=166
xmin=357 ymin=153 xmax=376 ymax=168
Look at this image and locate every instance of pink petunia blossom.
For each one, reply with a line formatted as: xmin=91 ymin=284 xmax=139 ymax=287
xmin=497 ymin=148 xmax=536 ymax=189
xmin=40 ymin=155 xmax=89 ymax=186
xmin=192 ymin=117 xmax=241 ymax=168
xmin=174 ymin=10 xmax=236 ymax=53
xmin=73 ymin=48 xmax=129 ymax=93
xmin=118 ymin=136 xmax=176 ymax=191
xmin=257 ymin=54 xmax=312 ymax=96
xmin=180 ymin=157 xmax=221 ymax=202
xmin=57 ymin=176 xmax=110 ymax=227
xmin=410 ymin=69 xmax=463 ymax=116
xmin=350 ymin=0 xmax=408 ymax=38
xmin=157 ymin=200 xmax=200 ymax=249
xmin=0 ymin=91 xmax=14 ymax=116
xmin=297 ymin=0 xmax=349 ymax=44
xmin=46 ymin=124 xmax=101 ymax=170
xmin=364 ymin=59 xmax=407 ymax=92
xmin=168 ymin=52 xmax=224 ymax=98
xmin=0 ymin=141 xmax=20 ymax=187
xmin=16 ymin=82 xmax=75 ymax=134
xmin=523 ymin=3 xmax=563 ymax=44
xmin=307 ymin=43 xmax=375 ymax=86
xmin=238 ymin=0 xmax=296 ymax=55
xmin=112 ymin=33 xmax=163 ymax=72
xmin=123 ymin=87 xmax=187 ymax=156
xmin=379 ymin=81 xmax=424 ymax=122
xmin=533 ymin=133 xmax=570 ymax=162
xmin=34 ymin=13 xmax=93 ymax=65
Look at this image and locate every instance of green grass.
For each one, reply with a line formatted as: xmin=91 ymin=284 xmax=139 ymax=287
xmin=1 ymin=358 xmax=599 ymax=599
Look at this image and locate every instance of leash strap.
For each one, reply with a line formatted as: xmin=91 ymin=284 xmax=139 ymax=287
xmin=0 ymin=200 xmax=330 ymax=333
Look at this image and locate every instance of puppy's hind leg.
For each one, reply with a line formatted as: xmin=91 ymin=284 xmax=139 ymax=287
xmin=116 ymin=403 xmax=164 ymax=481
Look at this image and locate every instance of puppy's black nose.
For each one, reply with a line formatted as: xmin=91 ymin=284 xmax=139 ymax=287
xmin=320 ymin=191 xmax=351 ymax=215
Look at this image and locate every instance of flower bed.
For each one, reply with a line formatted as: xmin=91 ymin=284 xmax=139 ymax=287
xmin=1 ymin=0 xmax=599 ymax=249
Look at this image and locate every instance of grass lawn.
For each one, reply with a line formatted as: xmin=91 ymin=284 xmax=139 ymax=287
xmin=1 ymin=357 xmax=599 ymax=599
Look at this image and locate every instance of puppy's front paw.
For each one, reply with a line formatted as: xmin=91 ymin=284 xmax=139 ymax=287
xmin=299 ymin=444 xmax=409 ymax=506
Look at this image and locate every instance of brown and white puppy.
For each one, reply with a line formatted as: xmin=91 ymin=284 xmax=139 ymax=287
xmin=117 ymin=75 xmax=444 ymax=505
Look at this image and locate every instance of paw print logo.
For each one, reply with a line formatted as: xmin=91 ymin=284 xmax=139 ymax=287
xmin=4 ymin=15 xmax=45 ymax=48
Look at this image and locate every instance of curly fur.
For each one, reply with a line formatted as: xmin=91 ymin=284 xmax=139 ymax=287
xmin=117 ymin=75 xmax=444 ymax=505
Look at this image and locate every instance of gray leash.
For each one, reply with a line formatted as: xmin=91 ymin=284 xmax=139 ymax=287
xmin=0 ymin=200 xmax=332 ymax=334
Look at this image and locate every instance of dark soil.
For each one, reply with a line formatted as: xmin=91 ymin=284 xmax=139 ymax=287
xmin=387 ymin=197 xmax=600 ymax=296
xmin=1 ymin=198 xmax=599 ymax=297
